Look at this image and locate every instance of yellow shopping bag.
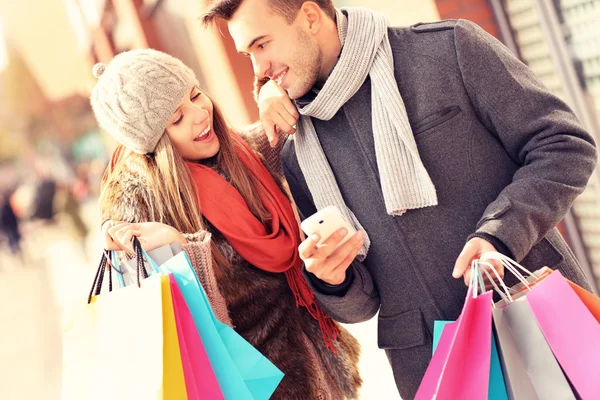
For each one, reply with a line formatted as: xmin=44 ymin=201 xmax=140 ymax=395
xmin=161 ymin=274 xmax=187 ymax=399
xmin=62 ymin=256 xmax=187 ymax=399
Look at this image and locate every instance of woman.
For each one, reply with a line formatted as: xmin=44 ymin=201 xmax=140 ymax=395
xmin=93 ymin=49 xmax=362 ymax=400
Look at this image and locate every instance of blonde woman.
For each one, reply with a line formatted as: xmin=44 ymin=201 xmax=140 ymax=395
xmin=93 ymin=49 xmax=362 ymax=400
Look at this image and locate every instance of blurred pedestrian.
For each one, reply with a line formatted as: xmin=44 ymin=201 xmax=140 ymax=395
xmin=0 ymin=190 xmax=24 ymax=264
xmin=30 ymin=177 xmax=57 ymax=223
xmin=59 ymin=181 xmax=89 ymax=258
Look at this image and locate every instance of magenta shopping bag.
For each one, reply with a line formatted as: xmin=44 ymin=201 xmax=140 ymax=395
xmin=415 ymin=267 xmax=493 ymax=400
xmin=525 ymin=270 xmax=600 ymax=398
xmin=169 ymin=274 xmax=223 ymax=399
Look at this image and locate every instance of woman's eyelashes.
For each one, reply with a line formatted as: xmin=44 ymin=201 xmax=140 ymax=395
xmin=173 ymin=91 xmax=202 ymax=125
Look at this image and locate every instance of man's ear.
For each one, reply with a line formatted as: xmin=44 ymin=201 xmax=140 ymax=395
xmin=299 ymin=2 xmax=324 ymax=34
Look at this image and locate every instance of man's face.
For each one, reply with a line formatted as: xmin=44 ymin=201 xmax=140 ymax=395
xmin=228 ymin=0 xmax=322 ymax=99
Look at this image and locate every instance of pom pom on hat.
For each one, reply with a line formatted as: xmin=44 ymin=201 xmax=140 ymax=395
xmin=92 ymin=63 xmax=106 ymax=78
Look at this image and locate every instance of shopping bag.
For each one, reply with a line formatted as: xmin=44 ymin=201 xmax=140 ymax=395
xmin=493 ymin=265 xmax=600 ymax=323
xmin=62 ymin=253 xmax=184 ymax=400
xmin=483 ymin=262 xmax=575 ymax=399
xmin=526 ymin=270 xmax=600 ymax=398
xmin=116 ymin=242 xmax=183 ymax=287
xmin=433 ymin=321 xmax=508 ymax=400
xmin=113 ymin=242 xmax=284 ymax=400
xmin=416 ymin=262 xmax=493 ymax=399
xmin=481 ymin=252 xmax=600 ymax=399
xmin=492 ymin=300 xmax=575 ymax=399
xmin=568 ymin=280 xmax=600 ymax=324
xmin=499 ymin=264 xmax=600 ymax=328
xmin=169 ymin=274 xmax=223 ymax=399
xmin=159 ymin=250 xmax=284 ymax=400
xmin=109 ymin=241 xmax=188 ymax=398
xmin=160 ymin=274 xmax=188 ymax=399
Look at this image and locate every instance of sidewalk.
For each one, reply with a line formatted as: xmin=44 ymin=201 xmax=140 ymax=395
xmin=343 ymin=319 xmax=401 ymax=399
xmin=0 ymin=225 xmax=75 ymax=400
xmin=0 ymin=201 xmax=401 ymax=399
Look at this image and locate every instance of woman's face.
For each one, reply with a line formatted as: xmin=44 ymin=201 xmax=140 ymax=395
xmin=165 ymin=86 xmax=220 ymax=161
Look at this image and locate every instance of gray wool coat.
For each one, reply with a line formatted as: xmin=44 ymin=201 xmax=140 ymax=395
xmin=279 ymin=19 xmax=598 ymax=399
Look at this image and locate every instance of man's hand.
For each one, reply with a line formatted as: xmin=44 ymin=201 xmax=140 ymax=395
xmin=300 ymin=228 xmax=365 ymax=285
xmin=257 ymin=79 xmax=299 ymax=147
xmin=453 ymin=237 xmax=505 ymax=290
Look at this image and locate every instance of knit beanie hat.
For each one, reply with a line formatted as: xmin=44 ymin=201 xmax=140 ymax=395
xmin=90 ymin=49 xmax=199 ymax=154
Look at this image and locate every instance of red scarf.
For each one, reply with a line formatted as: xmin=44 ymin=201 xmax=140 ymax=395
xmin=186 ymin=134 xmax=339 ymax=351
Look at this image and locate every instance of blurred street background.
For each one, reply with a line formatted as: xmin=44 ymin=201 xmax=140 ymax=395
xmin=0 ymin=0 xmax=599 ymax=398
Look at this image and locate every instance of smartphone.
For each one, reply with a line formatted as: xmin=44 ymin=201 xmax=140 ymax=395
xmin=301 ymin=206 xmax=357 ymax=251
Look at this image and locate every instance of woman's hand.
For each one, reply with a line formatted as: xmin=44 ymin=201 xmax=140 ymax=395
xmin=102 ymin=221 xmax=186 ymax=255
xmin=257 ymin=79 xmax=299 ymax=147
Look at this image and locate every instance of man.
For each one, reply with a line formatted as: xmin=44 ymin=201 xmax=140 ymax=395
xmin=202 ymin=1 xmax=597 ymax=397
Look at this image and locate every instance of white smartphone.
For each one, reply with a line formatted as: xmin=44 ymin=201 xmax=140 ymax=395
xmin=301 ymin=206 xmax=357 ymax=251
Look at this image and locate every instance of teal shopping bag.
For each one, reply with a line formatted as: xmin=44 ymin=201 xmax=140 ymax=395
xmin=113 ymin=246 xmax=284 ymax=400
xmin=433 ymin=320 xmax=508 ymax=400
xmin=160 ymin=251 xmax=284 ymax=400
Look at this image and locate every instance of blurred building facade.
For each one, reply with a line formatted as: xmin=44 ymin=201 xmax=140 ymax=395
xmin=1 ymin=0 xmax=599 ymax=288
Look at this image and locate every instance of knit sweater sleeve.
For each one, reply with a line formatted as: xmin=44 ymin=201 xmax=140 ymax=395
xmin=181 ymin=230 xmax=233 ymax=327
xmin=238 ymin=123 xmax=288 ymax=180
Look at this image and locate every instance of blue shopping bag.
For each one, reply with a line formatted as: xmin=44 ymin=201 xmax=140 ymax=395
xmin=112 ymin=246 xmax=284 ymax=400
xmin=156 ymin=250 xmax=284 ymax=400
xmin=433 ymin=320 xmax=508 ymax=400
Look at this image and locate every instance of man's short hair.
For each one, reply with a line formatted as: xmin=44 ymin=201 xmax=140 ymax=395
xmin=201 ymin=0 xmax=336 ymax=26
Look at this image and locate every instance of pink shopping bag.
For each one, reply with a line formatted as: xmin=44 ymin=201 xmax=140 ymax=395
xmin=416 ymin=275 xmax=493 ymax=399
xmin=525 ymin=270 xmax=600 ymax=399
xmin=169 ymin=274 xmax=223 ymax=399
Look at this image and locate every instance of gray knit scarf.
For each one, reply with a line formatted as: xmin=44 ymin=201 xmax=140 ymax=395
xmin=294 ymin=8 xmax=438 ymax=260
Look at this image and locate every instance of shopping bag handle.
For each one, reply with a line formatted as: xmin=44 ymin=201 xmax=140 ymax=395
xmin=475 ymin=252 xmax=542 ymax=304
xmin=480 ymin=252 xmax=533 ymax=290
xmin=131 ymin=236 xmax=149 ymax=287
xmin=109 ymin=239 xmax=161 ymax=289
xmin=470 ymin=261 xmax=486 ymax=299
xmin=475 ymin=260 xmax=513 ymax=304
xmin=135 ymin=245 xmax=160 ymax=273
xmin=87 ymin=251 xmax=109 ymax=304
xmin=109 ymin=251 xmax=126 ymax=288
xmin=470 ymin=259 xmax=511 ymax=303
xmin=86 ymin=237 xmax=149 ymax=303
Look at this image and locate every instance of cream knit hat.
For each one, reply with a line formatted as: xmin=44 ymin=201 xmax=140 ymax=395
xmin=90 ymin=49 xmax=199 ymax=154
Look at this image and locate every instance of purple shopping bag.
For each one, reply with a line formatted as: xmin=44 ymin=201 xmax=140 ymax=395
xmin=525 ymin=270 xmax=600 ymax=398
xmin=416 ymin=269 xmax=493 ymax=400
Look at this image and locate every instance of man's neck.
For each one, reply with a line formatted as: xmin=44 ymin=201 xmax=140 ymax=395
xmin=316 ymin=17 xmax=342 ymax=87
